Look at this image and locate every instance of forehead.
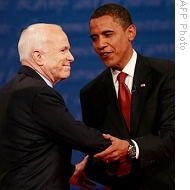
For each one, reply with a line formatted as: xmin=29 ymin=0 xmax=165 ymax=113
xmin=51 ymin=28 xmax=68 ymax=40
xmin=50 ymin=29 xmax=70 ymax=47
xmin=90 ymin=15 xmax=122 ymax=33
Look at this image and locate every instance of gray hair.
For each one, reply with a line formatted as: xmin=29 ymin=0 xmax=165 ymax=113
xmin=18 ymin=23 xmax=62 ymax=62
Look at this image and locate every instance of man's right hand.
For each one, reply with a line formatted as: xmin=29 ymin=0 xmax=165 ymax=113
xmin=115 ymin=160 xmax=131 ymax=177
xmin=106 ymin=159 xmax=131 ymax=177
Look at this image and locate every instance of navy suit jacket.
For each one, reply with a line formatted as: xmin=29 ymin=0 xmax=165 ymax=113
xmin=0 ymin=66 xmax=111 ymax=190
xmin=80 ymin=53 xmax=175 ymax=190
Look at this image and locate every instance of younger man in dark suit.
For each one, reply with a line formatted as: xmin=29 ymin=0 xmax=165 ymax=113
xmin=80 ymin=3 xmax=175 ymax=190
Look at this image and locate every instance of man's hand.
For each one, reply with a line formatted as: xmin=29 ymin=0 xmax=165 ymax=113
xmin=106 ymin=160 xmax=132 ymax=177
xmin=114 ymin=160 xmax=131 ymax=177
xmin=69 ymin=155 xmax=97 ymax=190
xmin=94 ymin=134 xmax=130 ymax=163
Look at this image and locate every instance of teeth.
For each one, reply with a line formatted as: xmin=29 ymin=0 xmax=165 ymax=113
xmin=102 ymin=53 xmax=108 ymax=56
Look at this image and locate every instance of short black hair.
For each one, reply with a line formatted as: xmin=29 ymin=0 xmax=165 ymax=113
xmin=90 ymin=3 xmax=133 ymax=30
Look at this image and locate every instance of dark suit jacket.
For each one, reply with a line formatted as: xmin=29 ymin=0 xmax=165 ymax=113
xmin=0 ymin=66 xmax=111 ymax=190
xmin=80 ymin=53 xmax=175 ymax=190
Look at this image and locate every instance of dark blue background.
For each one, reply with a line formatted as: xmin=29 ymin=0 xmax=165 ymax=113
xmin=0 ymin=0 xmax=174 ymax=189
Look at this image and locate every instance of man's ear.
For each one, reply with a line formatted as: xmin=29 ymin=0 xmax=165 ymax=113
xmin=32 ymin=50 xmax=44 ymax=66
xmin=127 ymin=24 xmax=136 ymax=42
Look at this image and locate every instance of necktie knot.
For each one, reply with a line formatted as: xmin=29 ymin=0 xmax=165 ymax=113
xmin=117 ymin=72 xmax=127 ymax=84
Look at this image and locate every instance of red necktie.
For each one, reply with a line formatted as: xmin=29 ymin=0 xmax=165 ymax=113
xmin=117 ymin=72 xmax=131 ymax=130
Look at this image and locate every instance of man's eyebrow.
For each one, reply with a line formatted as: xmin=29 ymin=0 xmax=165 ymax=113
xmin=102 ymin=30 xmax=114 ymax=33
xmin=90 ymin=30 xmax=114 ymax=38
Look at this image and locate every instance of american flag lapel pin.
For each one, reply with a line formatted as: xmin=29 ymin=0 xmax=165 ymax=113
xmin=140 ymin=83 xmax=146 ymax=87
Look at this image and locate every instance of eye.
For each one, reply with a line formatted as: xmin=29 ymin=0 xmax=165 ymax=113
xmin=61 ymin=48 xmax=68 ymax=53
xmin=105 ymin=32 xmax=113 ymax=37
xmin=91 ymin=35 xmax=98 ymax=42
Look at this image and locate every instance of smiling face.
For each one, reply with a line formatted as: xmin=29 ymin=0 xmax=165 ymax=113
xmin=18 ymin=24 xmax=74 ymax=86
xmin=40 ymin=27 xmax=74 ymax=85
xmin=90 ymin=15 xmax=136 ymax=71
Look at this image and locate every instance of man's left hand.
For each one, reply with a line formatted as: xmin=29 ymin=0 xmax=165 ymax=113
xmin=69 ymin=155 xmax=97 ymax=190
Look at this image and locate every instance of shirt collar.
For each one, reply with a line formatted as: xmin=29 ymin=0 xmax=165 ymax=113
xmin=36 ymin=71 xmax=53 ymax=88
xmin=111 ymin=49 xmax=137 ymax=82
xmin=122 ymin=49 xmax=137 ymax=77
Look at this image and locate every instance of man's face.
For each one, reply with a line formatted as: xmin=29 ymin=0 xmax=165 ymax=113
xmin=41 ymin=29 xmax=74 ymax=84
xmin=90 ymin=15 xmax=133 ymax=71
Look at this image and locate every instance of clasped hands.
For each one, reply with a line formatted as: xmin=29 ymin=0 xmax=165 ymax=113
xmin=94 ymin=134 xmax=132 ymax=177
xmin=69 ymin=134 xmax=131 ymax=189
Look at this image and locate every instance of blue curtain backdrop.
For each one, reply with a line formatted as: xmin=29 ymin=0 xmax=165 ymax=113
xmin=0 ymin=0 xmax=174 ymax=189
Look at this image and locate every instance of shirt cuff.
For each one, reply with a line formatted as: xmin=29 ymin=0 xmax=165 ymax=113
xmin=131 ymin=139 xmax=139 ymax=159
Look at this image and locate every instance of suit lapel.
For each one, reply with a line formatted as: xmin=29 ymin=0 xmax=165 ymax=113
xmin=130 ymin=54 xmax=152 ymax=137
xmin=101 ymin=69 xmax=130 ymax=139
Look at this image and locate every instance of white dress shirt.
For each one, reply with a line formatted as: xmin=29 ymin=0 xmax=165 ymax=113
xmin=36 ymin=71 xmax=53 ymax=88
xmin=110 ymin=49 xmax=139 ymax=159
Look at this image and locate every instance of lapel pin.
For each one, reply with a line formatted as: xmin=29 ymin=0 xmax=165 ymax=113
xmin=140 ymin=84 xmax=146 ymax=87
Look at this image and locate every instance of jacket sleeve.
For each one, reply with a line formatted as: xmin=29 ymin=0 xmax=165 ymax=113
xmin=135 ymin=62 xmax=175 ymax=168
xmin=32 ymin=86 xmax=111 ymax=156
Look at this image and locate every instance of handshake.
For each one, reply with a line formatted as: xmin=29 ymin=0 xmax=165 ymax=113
xmin=69 ymin=134 xmax=134 ymax=189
